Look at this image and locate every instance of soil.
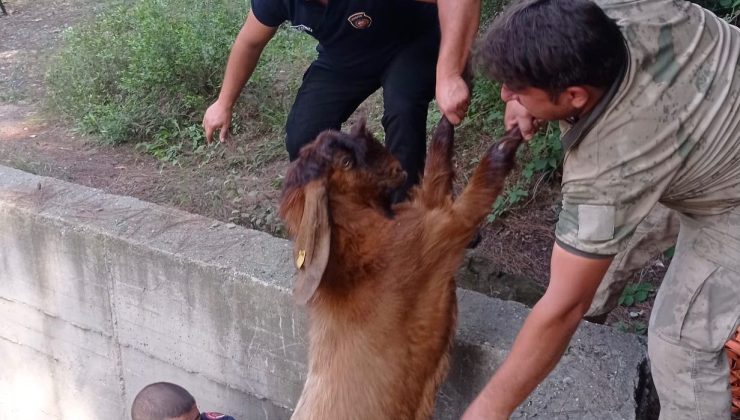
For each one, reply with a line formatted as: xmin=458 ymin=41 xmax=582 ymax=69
xmin=0 ymin=0 xmax=663 ymax=332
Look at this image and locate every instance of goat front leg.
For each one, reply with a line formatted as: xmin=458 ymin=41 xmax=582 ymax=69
xmin=451 ymin=127 xmax=523 ymax=228
xmin=419 ymin=117 xmax=455 ymax=208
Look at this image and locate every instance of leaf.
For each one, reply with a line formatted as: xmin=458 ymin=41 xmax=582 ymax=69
xmin=622 ymin=295 xmax=635 ymax=307
xmin=636 ymin=283 xmax=653 ymax=292
xmin=522 ymin=166 xmax=534 ymax=179
xmin=634 ymin=290 xmax=649 ymax=303
xmin=663 ymin=246 xmax=675 ymax=258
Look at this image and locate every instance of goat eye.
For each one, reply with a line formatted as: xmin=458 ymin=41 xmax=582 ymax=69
xmin=341 ymin=157 xmax=353 ymax=170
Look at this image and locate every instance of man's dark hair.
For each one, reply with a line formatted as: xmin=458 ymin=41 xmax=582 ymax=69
xmin=476 ymin=0 xmax=627 ymax=96
xmin=131 ymin=382 xmax=196 ymax=420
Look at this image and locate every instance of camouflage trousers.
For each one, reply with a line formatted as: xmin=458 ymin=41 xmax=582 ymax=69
xmin=648 ymin=206 xmax=740 ymax=419
xmin=587 ymin=204 xmax=740 ymax=418
xmin=587 ymin=204 xmax=740 ymax=420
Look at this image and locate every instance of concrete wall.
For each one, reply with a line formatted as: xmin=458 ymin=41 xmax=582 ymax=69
xmin=0 ymin=165 xmax=652 ymax=419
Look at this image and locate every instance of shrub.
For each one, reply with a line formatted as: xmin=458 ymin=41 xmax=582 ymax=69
xmin=46 ymin=0 xmax=246 ymax=146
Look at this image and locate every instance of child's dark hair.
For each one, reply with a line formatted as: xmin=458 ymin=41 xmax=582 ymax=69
xmin=131 ymin=382 xmax=196 ymax=420
xmin=476 ymin=0 xmax=627 ymax=96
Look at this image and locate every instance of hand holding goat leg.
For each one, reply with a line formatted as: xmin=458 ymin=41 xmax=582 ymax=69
xmin=279 ymin=118 xmax=523 ymax=420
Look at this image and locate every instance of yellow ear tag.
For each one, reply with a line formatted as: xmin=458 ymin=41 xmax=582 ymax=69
xmin=296 ymin=249 xmax=306 ymax=269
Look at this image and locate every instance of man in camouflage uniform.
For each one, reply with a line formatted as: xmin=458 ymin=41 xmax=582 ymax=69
xmin=463 ymin=0 xmax=740 ymax=419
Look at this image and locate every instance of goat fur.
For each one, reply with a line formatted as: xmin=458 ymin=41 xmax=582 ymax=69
xmin=279 ymin=118 xmax=523 ymax=420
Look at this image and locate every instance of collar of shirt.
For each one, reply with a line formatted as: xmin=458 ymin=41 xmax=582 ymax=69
xmin=560 ymin=45 xmax=629 ymax=151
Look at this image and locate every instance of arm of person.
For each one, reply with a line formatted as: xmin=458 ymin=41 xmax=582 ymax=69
xmin=433 ymin=0 xmax=481 ymax=125
xmin=461 ymin=243 xmax=613 ymax=419
xmin=203 ymin=11 xmax=278 ymax=143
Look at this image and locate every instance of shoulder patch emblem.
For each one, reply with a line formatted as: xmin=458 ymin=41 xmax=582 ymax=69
xmin=348 ymin=12 xmax=372 ymax=29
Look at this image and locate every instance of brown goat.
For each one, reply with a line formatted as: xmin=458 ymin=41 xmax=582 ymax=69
xmin=279 ymin=118 xmax=522 ymax=420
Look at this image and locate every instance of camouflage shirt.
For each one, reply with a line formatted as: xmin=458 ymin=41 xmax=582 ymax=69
xmin=556 ymin=0 xmax=740 ymax=257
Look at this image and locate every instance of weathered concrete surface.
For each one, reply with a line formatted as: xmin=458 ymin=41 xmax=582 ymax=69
xmin=456 ymin=252 xmax=546 ymax=307
xmin=0 ymin=165 xmax=651 ymax=419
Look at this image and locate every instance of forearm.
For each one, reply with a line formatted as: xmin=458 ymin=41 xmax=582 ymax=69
xmin=217 ymin=15 xmax=275 ymax=107
xmin=436 ymin=0 xmax=480 ymax=78
xmin=464 ymin=244 xmax=612 ymax=419
xmin=478 ymin=298 xmax=584 ymax=416
xmin=218 ymin=39 xmax=265 ymax=106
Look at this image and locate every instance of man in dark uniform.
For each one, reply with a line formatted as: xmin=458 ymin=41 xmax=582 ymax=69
xmin=203 ymin=0 xmax=478 ymax=202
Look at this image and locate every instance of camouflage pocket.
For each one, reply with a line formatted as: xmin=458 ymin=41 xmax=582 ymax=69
xmin=690 ymin=227 xmax=740 ymax=346
xmin=678 ymin=266 xmax=740 ymax=351
xmin=651 ymin=224 xmax=740 ymax=351
xmin=693 ymin=222 xmax=740 ymax=274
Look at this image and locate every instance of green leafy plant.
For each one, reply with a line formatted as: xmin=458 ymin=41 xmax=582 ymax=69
xmin=487 ymin=186 xmax=528 ymax=222
xmin=618 ymin=282 xmax=654 ymax=307
xmin=521 ymin=125 xmax=563 ymax=180
xmin=663 ymin=245 xmax=676 ymax=259
xmin=487 ymin=122 xmax=563 ymax=222
xmin=46 ymin=0 xmax=316 ymax=165
xmin=694 ymin=0 xmax=740 ymax=23
xmin=47 ymin=0 xmax=245 ymax=146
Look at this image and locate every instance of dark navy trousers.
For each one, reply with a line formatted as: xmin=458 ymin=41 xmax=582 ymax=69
xmin=284 ymin=20 xmax=440 ymax=202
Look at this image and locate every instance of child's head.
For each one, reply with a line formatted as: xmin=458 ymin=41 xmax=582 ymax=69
xmin=131 ymin=382 xmax=199 ymax=420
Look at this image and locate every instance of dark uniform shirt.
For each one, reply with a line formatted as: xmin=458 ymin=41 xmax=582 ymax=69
xmin=251 ymin=0 xmax=438 ymax=72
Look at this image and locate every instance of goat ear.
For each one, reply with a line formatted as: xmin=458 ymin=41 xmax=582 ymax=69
xmin=292 ymin=180 xmax=331 ymax=305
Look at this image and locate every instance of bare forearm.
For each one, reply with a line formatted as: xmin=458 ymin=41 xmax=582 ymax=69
xmin=218 ymin=38 xmax=266 ymax=107
xmin=436 ymin=0 xmax=480 ymax=78
xmin=478 ymin=300 xmax=583 ymax=416
xmin=463 ymin=245 xmax=612 ymax=419
xmin=217 ymin=13 xmax=276 ymax=107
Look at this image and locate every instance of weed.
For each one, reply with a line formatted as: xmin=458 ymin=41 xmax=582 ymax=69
xmin=487 ymin=122 xmax=563 ymax=222
xmin=618 ymin=282 xmax=654 ymax=307
xmin=45 ymin=0 xmax=316 ymax=167
xmin=695 ymin=0 xmax=740 ymax=23
xmin=663 ymin=245 xmax=676 ymax=259
xmin=46 ymin=0 xmax=245 ymax=145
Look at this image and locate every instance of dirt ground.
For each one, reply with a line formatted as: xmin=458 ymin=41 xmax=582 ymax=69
xmin=0 ymin=0 xmax=664 ymax=331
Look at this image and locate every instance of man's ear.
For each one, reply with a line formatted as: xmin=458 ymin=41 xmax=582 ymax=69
xmin=563 ymin=86 xmax=591 ymax=109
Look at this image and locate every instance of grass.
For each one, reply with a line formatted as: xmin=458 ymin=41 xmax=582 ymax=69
xmin=46 ymin=0 xmax=245 ymax=145
xmin=45 ymin=0 xmax=317 ymax=169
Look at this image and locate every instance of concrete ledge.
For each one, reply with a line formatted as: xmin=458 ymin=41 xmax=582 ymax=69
xmin=0 ymin=165 xmax=650 ymax=419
